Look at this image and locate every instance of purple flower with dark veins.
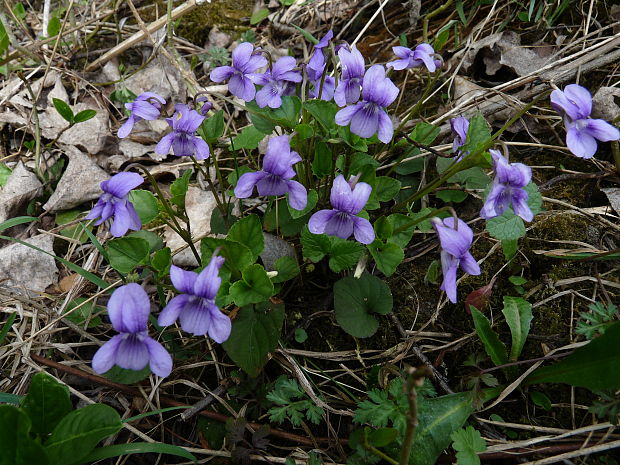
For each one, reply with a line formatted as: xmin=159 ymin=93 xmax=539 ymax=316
xmin=92 ymin=283 xmax=172 ymax=377
xmin=158 ymin=254 xmax=231 ymax=341
xmin=550 ymin=84 xmax=620 ymax=159
xmin=252 ymin=56 xmax=303 ymax=109
xmin=450 ymin=116 xmax=469 ymax=154
xmin=155 ymin=104 xmax=210 ymax=160
xmin=86 ymin=172 xmax=143 ymax=237
xmin=432 ymin=217 xmax=480 ymax=304
xmin=307 ymin=30 xmax=335 ymax=101
xmin=210 ymin=42 xmax=267 ymax=102
xmin=308 ymin=175 xmax=374 ymax=244
xmin=234 ymin=135 xmax=307 ymax=210
xmin=480 ymin=149 xmax=533 ymax=222
xmin=335 ymin=64 xmax=399 ymax=143
xmin=387 ymin=43 xmax=441 ymax=73
xmin=117 ymin=92 xmax=166 ymax=139
xmin=334 ymin=44 xmax=365 ymax=107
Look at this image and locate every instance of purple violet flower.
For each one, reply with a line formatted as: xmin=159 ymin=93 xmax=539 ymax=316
xmin=210 ymin=42 xmax=267 ymax=102
xmin=308 ymin=174 xmax=374 ymax=244
xmin=196 ymin=96 xmax=213 ymax=116
xmin=335 ymin=64 xmax=399 ymax=143
xmin=155 ymin=104 xmax=210 ymax=160
xmin=234 ymin=135 xmax=307 ymax=210
xmin=550 ymin=84 xmax=620 ymax=159
xmin=158 ymin=255 xmax=231 ymax=341
xmin=86 ymin=172 xmax=143 ymax=237
xmin=92 ymin=283 xmax=172 ymax=377
xmin=432 ymin=217 xmax=480 ymax=304
xmin=450 ymin=116 xmax=469 ymax=154
xmin=480 ymin=149 xmax=533 ymax=222
xmin=334 ymin=44 xmax=365 ymax=107
xmin=251 ymin=56 xmax=303 ymax=109
xmin=387 ymin=43 xmax=441 ymax=72
xmin=118 ymin=92 xmax=166 ymax=139
xmin=307 ymin=30 xmax=335 ymax=101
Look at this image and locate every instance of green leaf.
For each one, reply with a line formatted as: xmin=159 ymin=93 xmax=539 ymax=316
xmin=486 ymin=211 xmax=526 ymax=241
xmin=524 ymin=182 xmax=543 ymax=214
xmin=373 ymin=176 xmax=401 ymax=202
xmin=409 ymin=392 xmax=475 ymax=465
xmin=270 ymin=96 xmax=302 ymax=128
xmin=128 ymin=190 xmax=159 ymax=224
xmin=55 ymin=209 xmax=90 ymax=243
xmin=47 ymin=16 xmax=61 ymax=37
xmin=436 ymin=190 xmax=468 ymax=203
xmin=250 ymin=8 xmax=270 ymax=25
xmin=530 ymin=391 xmax=552 ymax=411
xmin=303 ymin=100 xmax=338 ymax=133
xmin=170 ymin=170 xmax=191 ymax=209
xmin=52 ymin=98 xmax=74 ymax=123
xmin=312 ymin=141 xmax=333 ymax=178
xmin=0 ymin=392 xmax=21 ymax=405
xmin=222 ymin=301 xmax=285 ymax=376
xmin=128 ymin=230 xmax=163 ymax=252
xmin=21 ymin=372 xmax=73 ymax=436
xmin=63 ymin=297 xmax=102 ymax=328
xmin=328 ymin=239 xmax=363 ymax=272
xmin=300 ymin=226 xmax=331 ymax=262
xmin=368 ymin=427 xmax=398 ymax=447
xmin=502 ymin=296 xmax=533 ymax=361
xmin=386 ymin=213 xmax=415 ymax=248
xmin=526 ymin=321 xmax=620 ymax=390
xmin=0 ymin=312 xmax=16 ymax=344
xmin=272 ymin=256 xmax=300 ymax=283
xmin=367 ymin=241 xmax=404 ymax=277
xmin=0 ymin=163 xmax=12 ymax=187
xmin=471 ymin=307 xmax=509 ymax=366
xmin=0 ymin=405 xmax=50 ymax=465
xmin=13 ymin=3 xmax=26 ymax=20
xmin=201 ymin=110 xmax=225 ymax=142
xmin=78 ymin=442 xmax=196 ymax=464
xmin=451 ymin=426 xmax=487 ymax=465
xmin=0 ymin=19 xmax=8 ymax=56
xmin=373 ymin=216 xmax=393 ymax=241
xmin=247 ymin=103 xmax=276 ymax=134
xmin=232 ymin=126 xmax=264 ymax=150
xmin=295 ymin=123 xmax=313 ymax=140
xmin=106 ymin=237 xmax=151 ymax=274
xmin=288 ymin=189 xmax=318 ymax=219
xmin=45 ymin=404 xmax=122 ymax=465
xmin=201 ymin=237 xmax=253 ymax=275
xmin=294 ymin=328 xmax=308 ymax=343
xmin=227 ymin=214 xmax=264 ymax=260
xmin=410 ymin=121 xmax=440 ymax=145
xmin=460 ymin=113 xmax=491 ymax=154
xmin=73 ymin=109 xmax=97 ymax=123
xmin=501 ymin=239 xmax=518 ymax=260
xmin=334 ymin=273 xmax=393 ymax=338
xmin=151 ymin=247 xmax=171 ymax=274
xmin=229 ymin=264 xmax=274 ymax=306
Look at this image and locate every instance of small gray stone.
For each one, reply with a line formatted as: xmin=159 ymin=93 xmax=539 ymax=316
xmin=0 ymin=234 xmax=58 ymax=296
xmin=260 ymin=233 xmax=296 ymax=271
xmin=0 ymin=162 xmax=43 ymax=223
xmin=43 ymin=146 xmax=109 ymax=212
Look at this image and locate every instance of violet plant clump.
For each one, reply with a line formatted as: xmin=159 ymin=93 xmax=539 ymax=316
xmin=252 ymin=56 xmax=303 ymax=109
xmin=92 ymin=283 xmax=172 ymax=377
xmin=86 ymin=172 xmax=143 ymax=237
xmin=550 ymin=84 xmax=620 ymax=159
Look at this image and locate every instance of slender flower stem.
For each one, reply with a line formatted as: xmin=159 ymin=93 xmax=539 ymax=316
xmin=362 ymin=429 xmax=399 ymax=465
xmin=190 ymin=156 xmax=228 ymax=222
xmin=399 ymin=366 xmax=433 ymax=465
xmin=135 ymin=166 xmax=201 ymax=264
xmin=392 ymin=206 xmax=451 ymax=235
xmin=422 ymin=0 xmax=454 ymax=42
xmin=611 ymin=141 xmax=620 ymax=175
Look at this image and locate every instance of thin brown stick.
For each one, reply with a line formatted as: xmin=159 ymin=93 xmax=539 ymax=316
xmin=30 ymin=354 xmax=345 ymax=447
